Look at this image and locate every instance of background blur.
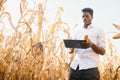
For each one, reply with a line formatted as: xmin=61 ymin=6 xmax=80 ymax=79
xmin=2 ymin=0 xmax=120 ymax=53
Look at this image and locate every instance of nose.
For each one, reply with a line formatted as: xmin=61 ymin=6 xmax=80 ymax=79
xmin=83 ymin=17 xmax=87 ymax=22
xmin=82 ymin=16 xmax=87 ymax=20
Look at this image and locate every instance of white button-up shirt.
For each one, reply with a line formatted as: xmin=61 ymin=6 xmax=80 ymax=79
xmin=70 ymin=24 xmax=106 ymax=70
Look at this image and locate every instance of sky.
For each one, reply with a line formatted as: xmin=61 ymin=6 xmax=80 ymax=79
xmin=45 ymin=0 xmax=120 ymax=31
xmin=1 ymin=0 xmax=120 ymax=53
xmin=40 ymin=0 xmax=120 ymax=53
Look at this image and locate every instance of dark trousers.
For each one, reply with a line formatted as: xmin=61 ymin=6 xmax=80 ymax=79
xmin=69 ymin=65 xmax=100 ymax=80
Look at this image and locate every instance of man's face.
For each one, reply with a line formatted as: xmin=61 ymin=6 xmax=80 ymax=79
xmin=82 ymin=12 xmax=93 ymax=25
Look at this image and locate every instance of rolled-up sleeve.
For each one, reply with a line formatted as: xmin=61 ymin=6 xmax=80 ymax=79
xmin=97 ymin=29 xmax=106 ymax=49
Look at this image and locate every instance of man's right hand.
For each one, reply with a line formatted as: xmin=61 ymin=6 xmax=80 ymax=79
xmin=69 ymin=48 xmax=74 ymax=54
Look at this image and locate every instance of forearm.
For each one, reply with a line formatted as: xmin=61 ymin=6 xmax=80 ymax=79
xmin=91 ymin=43 xmax=105 ymax=55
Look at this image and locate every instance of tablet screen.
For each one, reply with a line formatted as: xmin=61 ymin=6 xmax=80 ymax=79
xmin=63 ymin=39 xmax=87 ymax=49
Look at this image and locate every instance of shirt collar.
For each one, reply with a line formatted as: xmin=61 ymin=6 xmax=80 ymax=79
xmin=84 ymin=24 xmax=93 ymax=29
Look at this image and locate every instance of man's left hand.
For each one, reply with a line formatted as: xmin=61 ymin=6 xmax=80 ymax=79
xmin=79 ymin=40 xmax=93 ymax=48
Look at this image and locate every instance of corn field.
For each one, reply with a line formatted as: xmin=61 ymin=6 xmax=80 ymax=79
xmin=0 ymin=0 xmax=120 ymax=80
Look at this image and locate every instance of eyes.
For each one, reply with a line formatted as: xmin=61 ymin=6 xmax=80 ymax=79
xmin=82 ymin=15 xmax=89 ymax=18
xmin=82 ymin=12 xmax=92 ymax=19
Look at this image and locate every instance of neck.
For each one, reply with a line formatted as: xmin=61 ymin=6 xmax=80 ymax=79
xmin=84 ymin=23 xmax=91 ymax=28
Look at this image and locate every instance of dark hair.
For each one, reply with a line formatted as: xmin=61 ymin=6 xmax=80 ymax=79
xmin=82 ymin=8 xmax=93 ymax=16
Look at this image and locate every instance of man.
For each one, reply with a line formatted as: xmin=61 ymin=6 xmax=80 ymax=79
xmin=69 ymin=8 xmax=106 ymax=80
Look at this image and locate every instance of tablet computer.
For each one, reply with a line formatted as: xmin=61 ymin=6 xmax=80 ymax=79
xmin=63 ymin=39 xmax=87 ymax=49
